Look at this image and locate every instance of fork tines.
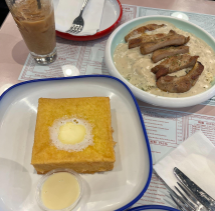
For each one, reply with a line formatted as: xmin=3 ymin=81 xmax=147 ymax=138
xmin=170 ymin=194 xmax=187 ymax=211
xmin=168 ymin=181 xmax=205 ymax=211
xmin=67 ymin=24 xmax=83 ymax=34
xmin=174 ymin=186 xmax=196 ymax=210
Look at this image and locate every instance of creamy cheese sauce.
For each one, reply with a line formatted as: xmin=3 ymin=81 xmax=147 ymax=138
xmin=113 ymin=20 xmax=215 ymax=98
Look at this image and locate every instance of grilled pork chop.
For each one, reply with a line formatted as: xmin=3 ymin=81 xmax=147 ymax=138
xmin=156 ymin=62 xmax=204 ymax=93
xmin=128 ymin=33 xmax=166 ymax=49
xmin=140 ymin=30 xmax=190 ymax=55
xmin=151 ymin=54 xmax=199 ymax=79
xmin=124 ymin=24 xmax=165 ymax=42
xmin=151 ymin=46 xmax=189 ymax=63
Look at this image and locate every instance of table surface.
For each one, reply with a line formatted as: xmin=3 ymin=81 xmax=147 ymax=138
xmin=1 ymin=0 xmax=215 ymax=209
xmin=0 ymin=0 xmax=215 ymax=95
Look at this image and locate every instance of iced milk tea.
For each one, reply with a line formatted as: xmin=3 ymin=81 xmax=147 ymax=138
xmin=7 ymin=0 xmax=57 ymax=64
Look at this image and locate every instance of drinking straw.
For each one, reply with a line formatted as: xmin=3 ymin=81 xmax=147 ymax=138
xmin=37 ymin=0 xmax=41 ymax=9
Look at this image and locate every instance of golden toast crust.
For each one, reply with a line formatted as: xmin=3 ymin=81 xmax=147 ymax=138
xmin=31 ymin=97 xmax=115 ymax=174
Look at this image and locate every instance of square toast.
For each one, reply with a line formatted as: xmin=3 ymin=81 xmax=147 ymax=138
xmin=31 ymin=97 xmax=115 ymax=174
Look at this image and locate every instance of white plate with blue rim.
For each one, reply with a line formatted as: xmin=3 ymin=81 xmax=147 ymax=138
xmin=0 ymin=75 xmax=152 ymax=211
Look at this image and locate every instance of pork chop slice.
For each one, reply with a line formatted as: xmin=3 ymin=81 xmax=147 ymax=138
xmin=140 ymin=30 xmax=190 ymax=55
xmin=151 ymin=54 xmax=199 ymax=79
xmin=124 ymin=24 xmax=165 ymax=42
xmin=156 ymin=62 xmax=204 ymax=93
xmin=128 ymin=33 xmax=166 ymax=49
xmin=151 ymin=46 xmax=189 ymax=63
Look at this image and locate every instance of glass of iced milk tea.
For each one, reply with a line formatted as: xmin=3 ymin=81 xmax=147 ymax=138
xmin=6 ymin=0 xmax=57 ymax=65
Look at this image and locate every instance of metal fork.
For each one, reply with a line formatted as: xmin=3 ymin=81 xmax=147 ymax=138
xmin=66 ymin=0 xmax=90 ymax=34
xmin=169 ymin=182 xmax=207 ymax=211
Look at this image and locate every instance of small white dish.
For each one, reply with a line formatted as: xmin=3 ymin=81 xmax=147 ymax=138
xmin=105 ymin=15 xmax=215 ymax=108
xmin=0 ymin=75 xmax=152 ymax=211
xmin=35 ymin=169 xmax=83 ymax=211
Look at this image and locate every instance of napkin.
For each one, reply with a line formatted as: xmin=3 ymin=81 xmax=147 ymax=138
xmin=55 ymin=0 xmax=106 ymax=36
xmin=154 ymin=131 xmax=215 ymax=198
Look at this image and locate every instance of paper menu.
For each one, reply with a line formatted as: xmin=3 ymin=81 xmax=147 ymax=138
xmin=138 ymin=7 xmax=215 ymax=38
xmin=17 ymin=4 xmax=215 ymax=209
xmin=132 ymin=103 xmax=215 ymax=207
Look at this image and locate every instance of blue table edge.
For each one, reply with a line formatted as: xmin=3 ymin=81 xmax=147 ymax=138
xmin=127 ymin=205 xmax=180 ymax=211
xmin=0 ymin=75 xmax=153 ymax=211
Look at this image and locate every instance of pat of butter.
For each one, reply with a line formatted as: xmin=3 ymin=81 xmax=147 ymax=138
xmin=58 ymin=122 xmax=86 ymax=144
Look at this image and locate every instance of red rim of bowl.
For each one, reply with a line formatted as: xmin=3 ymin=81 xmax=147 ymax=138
xmin=56 ymin=0 xmax=123 ymax=41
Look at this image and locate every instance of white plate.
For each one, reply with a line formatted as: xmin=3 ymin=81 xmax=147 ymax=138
xmin=0 ymin=75 xmax=152 ymax=211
